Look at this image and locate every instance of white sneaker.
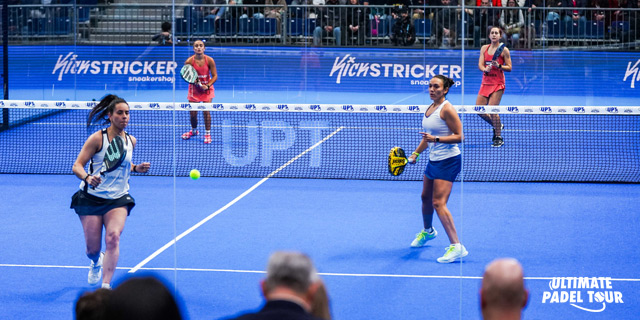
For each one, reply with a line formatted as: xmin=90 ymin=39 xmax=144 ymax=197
xmin=437 ymin=244 xmax=468 ymax=263
xmin=410 ymin=228 xmax=437 ymax=248
xmin=101 ymin=283 xmax=112 ymax=290
xmin=88 ymin=252 xmax=104 ymax=285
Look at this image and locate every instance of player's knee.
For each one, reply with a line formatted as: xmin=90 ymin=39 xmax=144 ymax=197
xmin=104 ymin=231 xmax=122 ymax=248
xmin=421 ymin=193 xmax=432 ymax=203
xmin=432 ymin=199 xmax=446 ymax=210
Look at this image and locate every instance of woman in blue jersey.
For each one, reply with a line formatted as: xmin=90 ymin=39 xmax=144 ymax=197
xmin=71 ymin=94 xmax=150 ymax=289
xmin=407 ymin=75 xmax=467 ymax=263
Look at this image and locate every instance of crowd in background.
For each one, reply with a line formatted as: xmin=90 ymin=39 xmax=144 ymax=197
xmin=74 ymin=252 xmax=529 ymax=320
xmin=4 ymin=0 xmax=639 ymax=47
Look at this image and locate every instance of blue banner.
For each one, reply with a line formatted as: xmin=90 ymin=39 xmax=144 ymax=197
xmin=5 ymin=46 xmax=640 ymax=105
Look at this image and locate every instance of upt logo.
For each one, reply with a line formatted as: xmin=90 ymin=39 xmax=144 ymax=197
xmin=623 ymin=59 xmax=640 ymax=88
xmin=375 ymin=105 xmax=387 ymax=112
xmin=542 ymin=277 xmax=624 ymax=313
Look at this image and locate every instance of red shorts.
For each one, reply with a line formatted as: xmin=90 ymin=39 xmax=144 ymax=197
xmin=478 ymin=84 xmax=505 ymax=98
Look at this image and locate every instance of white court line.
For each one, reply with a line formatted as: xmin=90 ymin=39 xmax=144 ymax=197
xmin=2 ymin=264 xmax=640 ymax=282
xmin=127 ymin=126 xmax=346 ymax=274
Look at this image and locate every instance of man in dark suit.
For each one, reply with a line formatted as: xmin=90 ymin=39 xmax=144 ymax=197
xmin=223 ymin=251 xmax=325 ymax=320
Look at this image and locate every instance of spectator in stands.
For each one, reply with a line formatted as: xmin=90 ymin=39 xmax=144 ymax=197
xmin=613 ymin=0 xmax=636 ymax=41
xmin=203 ymin=0 xmax=229 ymax=21
xmin=105 ymin=276 xmax=183 ymax=320
xmin=545 ymin=0 xmax=563 ymax=21
xmin=480 ymin=258 xmax=528 ymax=320
xmin=225 ymin=0 xmax=242 ymax=19
xmin=391 ymin=5 xmax=416 ymax=45
xmin=313 ymin=0 xmax=343 ymax=46
xmin=343 ymin=0 xmax=367 ymax=45
xmin=265 ymin=0 xmax=287 ymax=19
xmin=432 ymin=0 xmax=458 ymax=47
xmin=264 ymin=0 xmax=287 ymax=33
xmin=411 ymin=0 xmax=427 ymax=19
xmin=587 ymin=0 xmax=609 ymax=22
xmin=476 ymin=0 xmax=501 ymax=6
xmin=524 ymin=0 xmax=546 ymax=22
xmin=75 ymin=288 xmax=112 ymax=320
xmin=152 ymin=21 xmax=173 ymax=45
xmin=500 ymin=0 xmax=524 ymax=47
xmin=562 ymin=0 xmax=587 ymax=25
xmin=367 ymin=0 xmax=390 ymax=21
xmin=222 ymin=251 xmax=325 ymax=320
xmin=242 ymin=0 xmax=266 ymax=18
xmin=473 ymin=0 xmax=499 ymax=46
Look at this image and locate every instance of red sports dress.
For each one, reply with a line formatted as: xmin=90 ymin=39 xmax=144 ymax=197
xmin=478 ymin=48 xmax=506 ymax=98
xmin=187 ymin=55 xmax=215 ymax=103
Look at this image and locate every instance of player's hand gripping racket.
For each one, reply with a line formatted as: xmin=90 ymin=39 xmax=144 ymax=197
xmin=90 ymin=135 xmax=127 ymax=189
xmin=180 ymin=64 xmax=199 ymax=84
xmin=388 ymin=146 xmax=416 ymax=176
xmin=484 ymin=43 xmax=505 ymax=75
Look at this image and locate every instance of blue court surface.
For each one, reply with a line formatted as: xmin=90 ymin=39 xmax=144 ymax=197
xmin=0 ymin=174 xmax=638 ymax=319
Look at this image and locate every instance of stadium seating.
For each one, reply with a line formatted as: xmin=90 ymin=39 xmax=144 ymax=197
xmin=415 ymin=18 xmax=431 ymax=42
xmin=215 ymin=18 xmax=237 ymax=37
xmin=584 ymin=20 xmax=605 ymax=39
xmin=288 ymin=18 xmax=303 ymax=37
xmin=238 ymin=18 xmax=257 ymax=36
xmin=546 ymin=20 xmax=564 ymax=39
xmin=174 ymin=17 xmax=191 ymax=37
xmin=565 ymin=20 xmax=583 ymax=39
xmin=257 ymin=18 xmax=278 ymax=37
xmin=194 ymin=18 xmax=215 ymax=36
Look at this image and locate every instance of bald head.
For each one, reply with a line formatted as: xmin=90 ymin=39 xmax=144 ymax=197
xmin=481 ymin=258 xmax=527 ymax=310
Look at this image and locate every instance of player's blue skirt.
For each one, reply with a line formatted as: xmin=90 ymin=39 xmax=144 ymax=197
xmin=71 ymin=190 xmax=135 ymax=216
xmin=425 ymin=154 xmax=461 ymax=182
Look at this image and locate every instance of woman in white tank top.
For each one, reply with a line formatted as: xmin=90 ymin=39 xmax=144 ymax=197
xmin=406 ymin=75 xmax=469 ymax=264
xmin=71 ymin=94 xmax=151 ymax=289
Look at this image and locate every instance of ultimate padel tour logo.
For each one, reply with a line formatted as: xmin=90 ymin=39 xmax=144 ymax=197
xmin=329 ymin=54 xmax=461 ymax=85
xmin=542 ymin=277 xmax=624 ymax=313
xmin=52 ymin=52 xmax=177 ymax=82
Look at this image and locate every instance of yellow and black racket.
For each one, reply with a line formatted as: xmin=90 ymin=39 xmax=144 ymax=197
xmin=388 ymin=146 xmax=413 ymax=176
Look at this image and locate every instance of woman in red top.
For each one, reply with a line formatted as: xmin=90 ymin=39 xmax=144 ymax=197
xmin=476 ymin=27 xmax=512 ymax=147
xmin=182 ymin=40 xmax=218 ymax=144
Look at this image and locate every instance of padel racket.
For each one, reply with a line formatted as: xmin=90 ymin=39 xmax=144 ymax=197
xmin=100 ymin=135 xmax=127 ymax=175
xmin=180 ymin=64 xmax=199 ymax=84
xmin=90 ymin=135 xmax=127 ymax=189
xmin=485 ymin=43 xmax=505 ymax=75
xmin=388 ymin=146 xmax=410 ymax=176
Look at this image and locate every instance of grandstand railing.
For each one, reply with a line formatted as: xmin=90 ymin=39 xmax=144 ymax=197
xmin=2 ymin=4 xmax=638 ymax=49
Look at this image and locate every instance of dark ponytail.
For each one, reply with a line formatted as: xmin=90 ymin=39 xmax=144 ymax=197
xmin=87 ymin=94 xmax=128 ymax=127
xmin=433 ymin=75 xmax=455 ymax=95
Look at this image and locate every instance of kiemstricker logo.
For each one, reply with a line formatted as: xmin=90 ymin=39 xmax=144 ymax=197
xmin=624 ymin=59 xmax=640 ymax=88
xmin=542 ymin=277 xmax=624 ymax=313
xmin=329 ymin=54 xmax=461 ymax=84
xmin=52 ymin=52 xmax=177 ymax=82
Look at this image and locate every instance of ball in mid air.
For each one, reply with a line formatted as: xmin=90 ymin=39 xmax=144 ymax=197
xmin=190 ymin=169 xmax=201 ymax=180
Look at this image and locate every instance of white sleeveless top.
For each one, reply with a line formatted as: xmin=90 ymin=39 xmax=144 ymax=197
xmin=421 ymin=100 xmax=461 ymax=161
xmin=79 ymin=130 xmax=133 ymax=199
